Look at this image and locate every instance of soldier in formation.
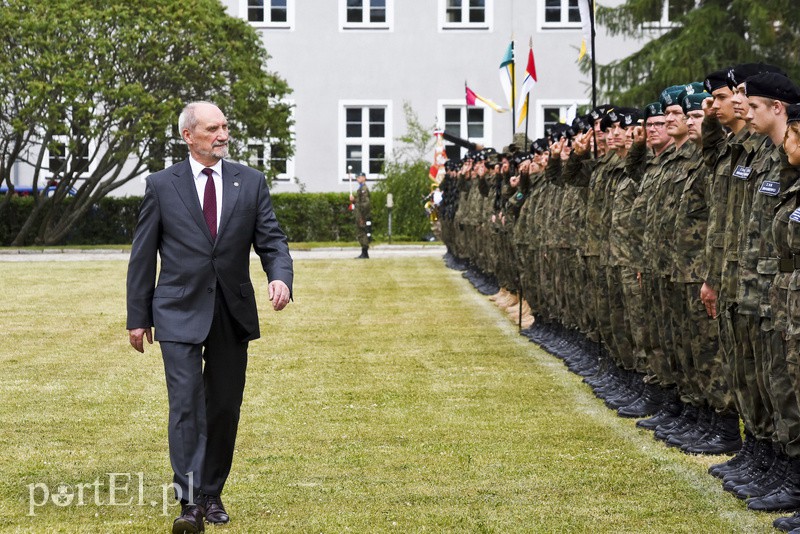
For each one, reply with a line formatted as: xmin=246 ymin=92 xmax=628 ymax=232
xmin=439 ymin=64 xmax=800 ymax=532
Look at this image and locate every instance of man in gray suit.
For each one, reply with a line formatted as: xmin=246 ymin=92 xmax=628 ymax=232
xmin=126 ymin=101 xmax=293 ymax=534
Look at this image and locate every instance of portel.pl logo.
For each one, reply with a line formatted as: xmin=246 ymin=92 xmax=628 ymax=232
xmin=27 ymin=472 xmax=194 ymax=517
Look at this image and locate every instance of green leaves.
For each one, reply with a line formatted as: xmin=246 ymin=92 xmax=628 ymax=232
xmin=0 ymin=0 xmax=293 ymax=244
xmin=593 ymin=0 xmax=800 ymax=105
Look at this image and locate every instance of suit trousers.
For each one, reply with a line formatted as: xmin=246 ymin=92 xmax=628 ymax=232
xmin=160 ymin=286 xmax=249 ymax=501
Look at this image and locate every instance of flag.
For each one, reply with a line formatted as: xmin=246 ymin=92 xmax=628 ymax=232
xmin=578 ymin=0 xmax=593 ymax=61
xmin=516 ymin=44 xmax=538 ymax=128
xmin=498 ymin=42 xmax=515 ymax=109
xmin=465 ymin=85 xmax=507 ymax=113
xmin=565 ymin=103 xmax=578 ymax=125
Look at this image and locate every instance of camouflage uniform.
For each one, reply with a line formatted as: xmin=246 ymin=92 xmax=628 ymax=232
xmin=771 ymin=156 xmax=800 ymax=458
xmin=739 ymin=141 xmax=799 ymax=447
xmin=671 ymin=143 xmax=727 ymax=410
xmin=354 ymin=181 xmax=371 ymax=248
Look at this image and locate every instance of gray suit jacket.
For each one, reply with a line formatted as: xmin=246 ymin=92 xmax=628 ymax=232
xmin=126 ymin=159 xmax=293 ymax=343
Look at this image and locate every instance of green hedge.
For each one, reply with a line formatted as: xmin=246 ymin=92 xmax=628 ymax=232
xmin=0 ymin=192 xmax=415 ymax=246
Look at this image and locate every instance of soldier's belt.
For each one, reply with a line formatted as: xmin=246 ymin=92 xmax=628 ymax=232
xmin=778 ymin=256 xmax=800 ymax=272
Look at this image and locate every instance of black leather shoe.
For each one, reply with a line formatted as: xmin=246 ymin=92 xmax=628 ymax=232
xmin=173 ymin=504 xmax=205 ymax=534
xmin=202 ymin=494 xmax=230 ymax=525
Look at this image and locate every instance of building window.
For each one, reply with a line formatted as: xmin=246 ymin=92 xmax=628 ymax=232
xmin=538 ymin=0 xmax=581 ymax=30
xmin=642 ymin=0 xmax=690 ymax=29
xmin=340 ymin=101 xmax=391 ymax=179
xmin=341 ymin=0 xmax=392 ymax=30
xmin=439 ymin=0 xmax=492 ymax=31
xmin=247 ymin=141 xmax=292 ymax=180
xmin=439 ymin=102 xmax=488 ymax=161
xmin=47 ymin=122 xmax=90 ymax=177
xmin=241 ymin=0 xmax=294 ymax=29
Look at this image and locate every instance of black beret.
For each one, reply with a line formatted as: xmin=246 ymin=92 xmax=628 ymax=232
xmin=704 ymin=68 xmax=731 ymax=93
xmin=530 ymin=138 xmax=549 ymax=154
xmin=787 ymin=104 xmax=800 ymax=124
xmin=445 ymin=160 xmax=459 ymax=171
xmin=744 ymin=72 xmax=800 ymax=104
xmin=513 ymin=151 xmax=533 ymax=164
xmin=589 ymin=104 xmax=613 ymax=122
xmin=728 ymin=63 xmax=786 ymax=89
xmin=572 ymin=115 xmax=590 ymax=134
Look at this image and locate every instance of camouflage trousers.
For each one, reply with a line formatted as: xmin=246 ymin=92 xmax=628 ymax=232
xmin=620 ymin=266 xmax=651 ymax=375
xmin=673 ymin=283 xmax=732 ymax=411
xmin=729 ymin=311 xmax=775 ymax=441
xmin=643 ymin=274 xmax=678 ymax=387
xmin=581 ymin=255 xmax=601 ymax=343
xmin=762 ymin=326 xmax=800 ymax=457
xmin=607 ymin=266 xmax=636 ymax=371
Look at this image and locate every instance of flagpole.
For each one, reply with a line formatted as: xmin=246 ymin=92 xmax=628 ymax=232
xmin=510 ymin=40 xmax=516 ymax=138
xmin=589 ymin=0 xmax=598 ymax=158
xmin=524 ymin=36 xmax=532 ymax=145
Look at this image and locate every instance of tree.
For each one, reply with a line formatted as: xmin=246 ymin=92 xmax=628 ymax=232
xmin=589 ymin=0 xmax=800 ymax=105
xmin=0 ymin=0 xmax=293 ymax=245
xmin=371 ymin=103 xmax=435 ymax=241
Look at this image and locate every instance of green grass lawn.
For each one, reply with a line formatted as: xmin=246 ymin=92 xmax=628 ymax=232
xmin=0 ymin=257 xmax=781 ymax=533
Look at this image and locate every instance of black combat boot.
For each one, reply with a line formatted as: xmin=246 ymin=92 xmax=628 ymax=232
xmin=748 ymin=456 xmax=800 ymax=512
xmin=682 ymin=410 xmax=742 ymax=455
xmin=709 ymin=429 xmax=754 ymax=478
xmin=356 ymin=246 xmax=369 ymax=259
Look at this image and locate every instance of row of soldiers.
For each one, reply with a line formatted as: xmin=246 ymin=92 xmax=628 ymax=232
xmin=439 ymin=63 xmax=800 ymax=532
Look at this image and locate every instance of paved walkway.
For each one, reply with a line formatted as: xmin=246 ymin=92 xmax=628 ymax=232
xmin=0 ymin=244 xmax=447 ymax=262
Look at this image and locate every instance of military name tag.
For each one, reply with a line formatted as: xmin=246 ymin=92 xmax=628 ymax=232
xmin=791 ymin=208 xmax=800 ymax=223
xmin=759 ymin=180 xmax=780 ymax=196
xmin=733 ymin=165 xmax=753 ymax=180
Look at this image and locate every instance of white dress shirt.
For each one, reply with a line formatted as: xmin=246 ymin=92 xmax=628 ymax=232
xmin=189 ymin=156 xmax=223 ymax=233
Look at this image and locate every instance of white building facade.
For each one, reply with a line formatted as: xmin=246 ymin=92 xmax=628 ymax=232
xmin=224 ymin=0 xmax=655 ymax=193
xmin=6 ymin=0 xmax=669 ymax=196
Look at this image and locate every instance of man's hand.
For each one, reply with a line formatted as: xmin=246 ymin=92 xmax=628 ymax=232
xmin=702 ymin=96 xmax=715 ymax=117
xmin=269 ymin=280 xmax=291 ymax=311
xmin=700 ymin=282 xmax=718 ymax=318
xmin=632 ymin=125 xmax=646 ymax=146
xmin=128 ymin=327 xmax=153 ymax=353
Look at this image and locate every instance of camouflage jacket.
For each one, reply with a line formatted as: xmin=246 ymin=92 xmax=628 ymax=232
xmin=627 ymin=142 xmax=674 ymax=271
xmin=770 ymin=154 xmax=800 ymax=333
xmin=562 ymin=151 xmax=617 ymax=257
xmin=737 ymin=140 xmax=797 ymax=317
xmin=671 ymin=144 xmax=708 ymax=283
xmin=701 ymin=118 xmax=751 ymax=289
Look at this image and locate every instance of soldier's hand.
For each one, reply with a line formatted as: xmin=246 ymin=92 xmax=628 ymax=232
xmin=700 ymin=282 xmax=718 ymax=318
xmin=550 ymin=138 xmax=564 ymax=158
xmin=349 ymin=194 xmax=355 ymax=202
xmin=702 ymin=96 xmax=715 ymax=117
xmin=632 ymin=125 xmax=646 ymax=146
xmin=573 ymin=132 xmax=590 ymax=155
xmin=561 ymin=142 xmax=571 ymax=161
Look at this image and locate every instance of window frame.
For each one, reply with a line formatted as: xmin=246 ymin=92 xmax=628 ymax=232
xmin=537 ymin=0 xmax=582 ymax=31
xmin=438 ymin=0 xmax=493 ymax=32
xmin=437 ymin=99 xmax=491 ymax=160
xmin=339 ymin=0 xmax=393 ymax=31
xmin=339 ymin=100 xmax=393 ymax=182
xmin=239 ymin=0 xmax=295 ymax=30
xmin=245 ymin=98 xmax=295 ymax=181
xmin=641 ymin=0 xmax=680 ymax=30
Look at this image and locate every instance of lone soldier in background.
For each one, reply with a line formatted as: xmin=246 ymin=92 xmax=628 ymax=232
xmin=351 ymin=171 xmax=372 ymax=259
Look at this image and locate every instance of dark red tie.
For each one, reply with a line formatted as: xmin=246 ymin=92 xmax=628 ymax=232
xmin=201 ymin=168 xmax=217 ymax=240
